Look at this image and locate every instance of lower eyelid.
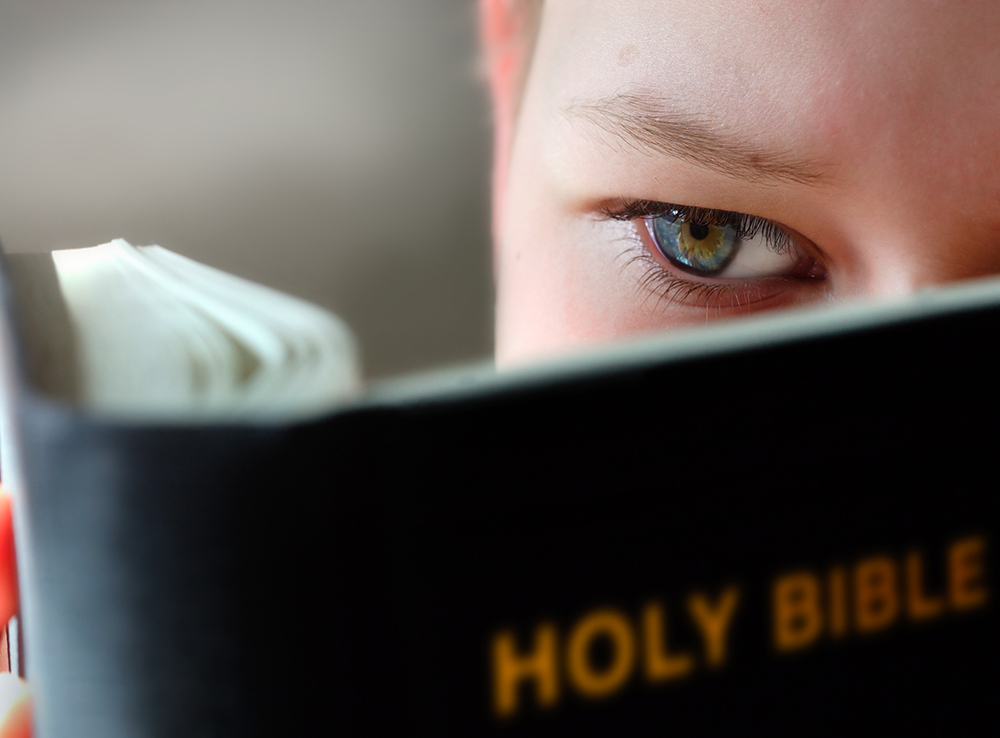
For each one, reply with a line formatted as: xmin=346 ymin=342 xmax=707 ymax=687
xmin=623 ymin=247 xmax=797 ymax=311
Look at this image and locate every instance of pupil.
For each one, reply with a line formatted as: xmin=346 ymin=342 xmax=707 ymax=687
xmin=688 ymin=222 xmax=710 ymax=240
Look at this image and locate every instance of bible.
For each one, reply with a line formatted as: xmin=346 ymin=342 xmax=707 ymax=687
xmin=0 ymin=239 xmax=996 ymax=737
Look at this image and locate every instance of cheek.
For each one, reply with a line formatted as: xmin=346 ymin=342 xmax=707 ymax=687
xmin=494 ymin=215 xmax=598 ymax=364
xmin=494 ymin=208 xmax=593 ymax=367
xmin=494 ymin=188 xmax=679 ymax=367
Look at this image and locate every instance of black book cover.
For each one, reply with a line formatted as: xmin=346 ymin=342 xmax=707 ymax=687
xmin=0 ymin=246 xmax=996 ymax=737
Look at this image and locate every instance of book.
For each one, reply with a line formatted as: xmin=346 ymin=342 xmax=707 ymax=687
xmin=0 ymin=239 xmax=996 ymax=737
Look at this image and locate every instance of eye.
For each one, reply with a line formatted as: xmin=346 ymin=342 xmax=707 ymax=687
xmin=598 ymin=199 xmax=827 ymax=310
xmin=644 ymin=207 xmax=820 ymax=281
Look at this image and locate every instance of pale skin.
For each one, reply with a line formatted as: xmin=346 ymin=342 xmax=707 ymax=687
xmin=2 ymin=0 xmax=1000 ymax=733
xmin=488 ymin=0 xmax=1000 ymax=365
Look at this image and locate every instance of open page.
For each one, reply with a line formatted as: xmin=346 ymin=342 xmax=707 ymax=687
xmin=7 ymin=240 xmax=360 ymax=420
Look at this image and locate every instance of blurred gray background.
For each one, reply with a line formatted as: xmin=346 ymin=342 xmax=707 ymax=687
xmin=0 ymin=0 xmax=494 ymax=379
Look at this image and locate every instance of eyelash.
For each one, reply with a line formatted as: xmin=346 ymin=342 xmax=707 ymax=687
xmin=627 ymin=251 xmax=767 ymax=308
xmin=598 ymin=198 xmax=793 ymax=255
xmin=597 ymin=198 xmax=803 ymax=309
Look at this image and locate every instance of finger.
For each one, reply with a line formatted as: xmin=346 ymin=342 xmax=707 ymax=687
xmin=0 ymin=492 xmax=17 ymax=625
xmin=0 ymin=673 xmax=30 ymax=738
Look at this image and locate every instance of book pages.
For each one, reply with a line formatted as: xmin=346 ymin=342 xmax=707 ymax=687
xmin=42 ymin=240 xmax=359 ymax=419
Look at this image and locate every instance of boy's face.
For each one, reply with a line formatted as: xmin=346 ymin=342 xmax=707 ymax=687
xmin=493 ymin=0 xmax=1000 ymax=365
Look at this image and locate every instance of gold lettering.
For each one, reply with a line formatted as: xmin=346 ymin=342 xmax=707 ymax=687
xmin=827 ymin=566 xmax=848 ymax=638
xmin=642 ymin=603 xmax=694 ymax=681
xmin=854 ymin=556 xmax=898 ymax=633
xmin=905 ymin=550 xmax=945 ymax=621
xmin=687 ymin=587 xmax=740 ymax=667
xmin=948 ymin=536 xmax=988 ymax=611
xmin=773 ymin=572 xmax=823 ymax=652
xmin=492 ymin=623 xmax=558 ymax=718
xmin=566 ymin=610 xmax=636 ymax=699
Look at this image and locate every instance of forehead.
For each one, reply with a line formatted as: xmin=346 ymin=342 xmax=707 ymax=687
xmin=532 ymin=0 xmax=1000 ymax=214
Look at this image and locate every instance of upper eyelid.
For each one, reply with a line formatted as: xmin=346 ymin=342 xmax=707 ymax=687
xmin=598 ymin=198 xmax=680 ymax=221
xmin=598 ymin=198 xmax=755 ymax=228
xmin=598 ymin=198 xmax=788 ymax=245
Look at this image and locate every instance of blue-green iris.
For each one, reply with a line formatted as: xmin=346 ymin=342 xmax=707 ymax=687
xmin=649 ymin=216 xmax=740 ymax=276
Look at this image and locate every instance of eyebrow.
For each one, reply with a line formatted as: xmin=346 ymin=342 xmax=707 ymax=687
xmin=564 ymin=92 xmax=827 ymax=186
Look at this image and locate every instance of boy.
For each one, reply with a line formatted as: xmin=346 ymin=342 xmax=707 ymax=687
xmin=483 ymin=0 xmax=1000 ymax=365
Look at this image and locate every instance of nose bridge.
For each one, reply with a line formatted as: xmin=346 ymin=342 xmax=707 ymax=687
xmin=842 ymin=228 xmax=1000 ymax=300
